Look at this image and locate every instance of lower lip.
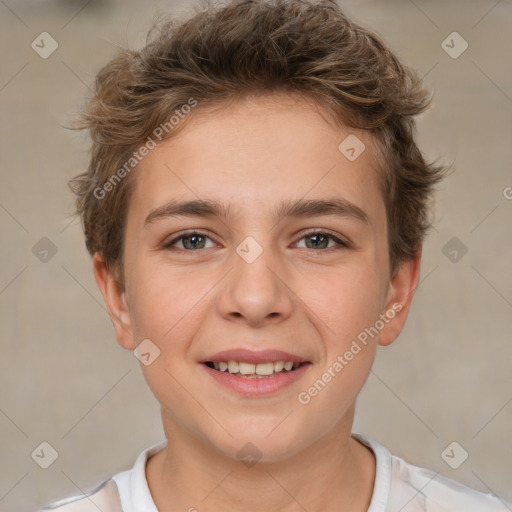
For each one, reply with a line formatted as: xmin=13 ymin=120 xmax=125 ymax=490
xmin=202 ymin=363 xmax=311 ymax=397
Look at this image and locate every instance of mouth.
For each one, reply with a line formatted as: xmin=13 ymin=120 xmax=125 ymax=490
xmin=199 ymin=348 xmax=312 ymax=395
xmin=203 ymin=360 xmax=308 ymax=378
xmin=201 ymin=359 xmax=311 ymax=396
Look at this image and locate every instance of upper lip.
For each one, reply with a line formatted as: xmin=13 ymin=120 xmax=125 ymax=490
xmin=201 ymin=349 xmax=310 ymax=365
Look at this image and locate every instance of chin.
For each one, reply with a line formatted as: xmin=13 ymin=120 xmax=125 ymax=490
xmin=210 ymin=419 xmax=311 ymax=464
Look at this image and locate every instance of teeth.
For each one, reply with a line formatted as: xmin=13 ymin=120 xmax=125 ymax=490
xmin=255 ymin=362 xmax=274 ymax=376
xmin=211 ymin=360 xmax=302 ymax=376
xmin=239 ymin=362 xmax=256 ymax=375
xmin=227 ymin=361 xmax=239 ymax=374
xmin=274 ymin=361 xmax=284 ymax=372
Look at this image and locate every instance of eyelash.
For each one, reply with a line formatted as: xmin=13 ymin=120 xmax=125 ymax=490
xmin=162 ymin=229 xmax=350 ymax=253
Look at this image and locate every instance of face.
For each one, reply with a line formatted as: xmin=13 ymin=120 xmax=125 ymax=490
xmin=95 ymin=93 xmax=420 ymax=462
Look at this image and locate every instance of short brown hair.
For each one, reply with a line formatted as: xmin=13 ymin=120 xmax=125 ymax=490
xmin=71 ymin=0 xmax=447 ymax=287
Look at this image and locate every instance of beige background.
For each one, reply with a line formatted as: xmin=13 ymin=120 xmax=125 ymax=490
xmin=1 ymin=0 xmax=511 ymax=510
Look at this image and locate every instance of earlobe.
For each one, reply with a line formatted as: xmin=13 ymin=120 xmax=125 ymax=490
xmin=92 ymin=253 xmax=136 ymax=351
xmin=378 ymin=247 xmax=422 ymax=347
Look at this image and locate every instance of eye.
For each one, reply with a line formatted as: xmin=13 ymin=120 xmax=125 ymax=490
xmin=295 ymin=230 xmax=350 ymax=250
xmin=162 ymin=229 xmax=350 ymax=252
xmin=163 ymin=231 xmax=217 ymax=251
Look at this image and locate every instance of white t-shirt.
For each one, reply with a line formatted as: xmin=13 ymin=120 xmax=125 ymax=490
xmin=38 ymin=434 xmax=510 ymax=511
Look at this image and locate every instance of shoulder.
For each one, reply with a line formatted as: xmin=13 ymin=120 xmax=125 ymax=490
xmin=353 ymin=434 xmax=510 ymax=512
xmin=388 ymin=452 xmax=510 ymax=511
xmin=36 ymin=440 xmax=167 ymax=512
xmin=37 ymin=478 xmax=123 ymax=512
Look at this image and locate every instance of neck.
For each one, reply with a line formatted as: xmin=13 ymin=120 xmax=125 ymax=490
xmin=146 ymin=409 xmax=376 ymax=512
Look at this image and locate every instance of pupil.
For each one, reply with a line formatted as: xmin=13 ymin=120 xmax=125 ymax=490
xmin=307 ymin=234 xmax=328 ymax=249
xmin=184 ymin=235 xmax=205 ymax=250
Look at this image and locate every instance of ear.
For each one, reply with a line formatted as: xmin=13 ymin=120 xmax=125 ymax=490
xmin=378 ymin=246 xmax=422 ymax=347
xmin=92 ymin=253 xmax=136 ymax=351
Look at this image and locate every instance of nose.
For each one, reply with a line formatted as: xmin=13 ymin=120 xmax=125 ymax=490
xmin=216 ymin=240 xmax=294 ymax=327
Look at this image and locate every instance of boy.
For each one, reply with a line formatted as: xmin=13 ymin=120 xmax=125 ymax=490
xmin=39 ymin=0 xmax=510 ymax=510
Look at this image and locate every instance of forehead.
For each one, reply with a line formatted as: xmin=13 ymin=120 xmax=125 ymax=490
xmin=130 ymin=92 xmax=385 ymax=225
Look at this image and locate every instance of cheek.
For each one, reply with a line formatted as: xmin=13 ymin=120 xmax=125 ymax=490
xmin=126 ymin=261 xmax=217 ymax=343
xmin=295 ymin=272 xmax=381 ymax=430
xmin=302 ymin=263 xmax=386 ymax=350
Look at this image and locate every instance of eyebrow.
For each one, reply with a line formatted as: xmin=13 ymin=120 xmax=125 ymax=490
xmin=144 ymin=197 xmax=370 ymax=227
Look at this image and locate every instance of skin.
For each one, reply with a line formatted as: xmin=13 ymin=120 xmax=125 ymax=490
xmin=94 ymin=92 xmax=421 ymax=512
